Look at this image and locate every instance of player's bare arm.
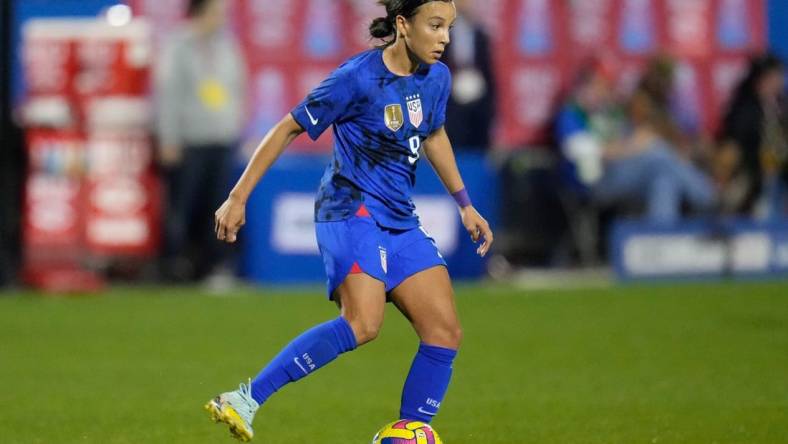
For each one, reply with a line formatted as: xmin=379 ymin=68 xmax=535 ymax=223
xmin=423 ymin=126 xmax=494 ymax=256
xmin=215 ymin=114 xmax=304 ymax=243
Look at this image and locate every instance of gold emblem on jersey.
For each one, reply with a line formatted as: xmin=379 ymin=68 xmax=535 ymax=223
xmin=384 ymin=104 xmax=404 ymax=132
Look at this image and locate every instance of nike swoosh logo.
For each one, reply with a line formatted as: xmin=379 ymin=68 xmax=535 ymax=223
xmin=293 ymin=357 xmax=309 ymax=375
xmin=305 ymin=106 xmax=319 ymax=125
xmin=417 ymin=407 xmax=437 ymax=416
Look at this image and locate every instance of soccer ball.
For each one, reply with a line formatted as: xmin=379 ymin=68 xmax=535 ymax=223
xmin=371 ymin=419 xmax=443 ymax=444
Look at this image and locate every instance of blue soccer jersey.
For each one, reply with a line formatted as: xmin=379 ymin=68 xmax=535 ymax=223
xmin=290 ymin=49 xmax=451 ymax=230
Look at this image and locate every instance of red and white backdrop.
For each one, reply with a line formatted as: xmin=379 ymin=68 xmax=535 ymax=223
xmin=129 ymin=0 xmax=766 ymax=150
xmin=21 ymin=19 xmax=159 ymax=288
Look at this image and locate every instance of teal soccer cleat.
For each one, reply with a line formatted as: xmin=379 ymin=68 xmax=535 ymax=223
xmin=205 ymin=381 xmax=260 ymax=442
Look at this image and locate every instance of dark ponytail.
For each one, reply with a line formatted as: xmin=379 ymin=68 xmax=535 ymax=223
xmin=369 ymin=16 xmax=395 ymax=40
xmin=369 ymin=0 xmax=453 ymax=45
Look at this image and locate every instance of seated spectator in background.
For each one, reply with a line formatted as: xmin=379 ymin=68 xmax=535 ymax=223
xmin=618 ymin=55 xmax=716 ymax=221
xmin=631 ymin=55 xmax=695 ymax=156
xmin=719 ymin=53 xmax=787 ymax=219
xmin=555 ymin=57 xmax=716 ymax=225
xmin=442 ymin=0 xmax=496 ymax=151
xmin=155 ymin=0 xmax=247 ymax=284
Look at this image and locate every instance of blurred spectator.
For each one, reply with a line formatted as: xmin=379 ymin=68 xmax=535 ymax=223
xmin=718 ymin=53 xmax=787 ymax=219
xmin=620 ymin=55 xmax=716 ymax=221
xmin=632 ymin=55 xmax=714 ymax=165
xmin=155 ymin=0 xmax=247 ymax=283
xmin=442 ymin=0 xmax=496 ymax=151
xmin=555 ymin=59 xmax=625 ymax=195
xmin=555 ymin=56 xmax=716 ymax=225
xmin=631 ymin=55 xmax=689 ymax=153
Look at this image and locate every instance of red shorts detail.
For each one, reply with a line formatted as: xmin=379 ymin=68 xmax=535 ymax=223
xmin=349 ymin=262 xmax=363 ymax=274
xmin=355 ymin=203 xmax=371 ymax=217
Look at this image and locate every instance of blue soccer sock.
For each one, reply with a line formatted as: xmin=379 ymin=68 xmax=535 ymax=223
xmin=250 ymin=316 xmax=357 ymax=405
xmin=399 ymin=343 xmax=458 ymax=423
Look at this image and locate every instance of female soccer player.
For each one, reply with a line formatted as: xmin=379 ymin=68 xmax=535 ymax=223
xmin=206 ymin=0 xmax=493 ymax=441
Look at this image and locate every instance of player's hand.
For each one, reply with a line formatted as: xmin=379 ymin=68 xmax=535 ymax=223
xmin=460 ymin=205 xmax=493 ymax=257
xmin=214 ymin=196 xmax=246 ymax=243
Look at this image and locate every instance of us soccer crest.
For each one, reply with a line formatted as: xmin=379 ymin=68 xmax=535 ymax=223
xmin=406 ymin=94 xmax=423 ymax=128
xmin=384 ymin=104 xmax=404 ymax=132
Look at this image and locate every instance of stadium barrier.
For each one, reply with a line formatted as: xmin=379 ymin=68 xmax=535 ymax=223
xmin=612 ymin=218 xmax=788 ymax=281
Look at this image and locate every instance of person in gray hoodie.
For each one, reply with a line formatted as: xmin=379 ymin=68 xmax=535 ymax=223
xmin=155 ymin=0 xmax=247 ymax=282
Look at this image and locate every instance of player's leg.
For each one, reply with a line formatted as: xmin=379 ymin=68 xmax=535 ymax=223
xmin=389 ymin=265 xmax=461 ymax=423
xmin=390 ymin=265 xmax=461 ymax=348
xmin=384 ymin=225 xmax=461 ymax=423
xmin=246 ymin=272 xmax=384 ymax=404
xmin=206 ymin=274 xmax=385 ymax=441
xmin=206 ymin=215 xmax=387 ymax=440
xmin=245 ymin=213 xmax=389 ymax=399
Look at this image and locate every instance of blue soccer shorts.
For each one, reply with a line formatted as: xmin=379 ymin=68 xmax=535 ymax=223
xmin=315 ymin=205 xmax=447 ymax=299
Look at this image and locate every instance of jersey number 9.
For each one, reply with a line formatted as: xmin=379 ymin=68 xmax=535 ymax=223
xmin=408 ymin=136 xmax=421 ymax=165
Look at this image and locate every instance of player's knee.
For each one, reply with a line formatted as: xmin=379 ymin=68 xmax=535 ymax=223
xmin=424 ymin=324 xmax=463 ymax=350
xmin=346 ymin=317 xmax=382 ymax=345
xmin=446 ymin=325 xmax=463 ymax=349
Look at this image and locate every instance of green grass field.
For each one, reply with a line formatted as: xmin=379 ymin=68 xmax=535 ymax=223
xmin=1 ymin=281 xmax=787 ymax=443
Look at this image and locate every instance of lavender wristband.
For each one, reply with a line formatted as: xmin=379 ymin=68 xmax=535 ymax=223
xmin=452 ymin=188 xmax=472 ymax=208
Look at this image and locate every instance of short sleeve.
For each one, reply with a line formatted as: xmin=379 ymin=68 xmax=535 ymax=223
xmin=291 ymin=66 xmax=357 ymax=141
xmin=430 ymin=66 xmax=452 ymax=134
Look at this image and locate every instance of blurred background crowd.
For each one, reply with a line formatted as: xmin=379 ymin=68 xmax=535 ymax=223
xmin=1 ymin=0 xmax=787 ymax=292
